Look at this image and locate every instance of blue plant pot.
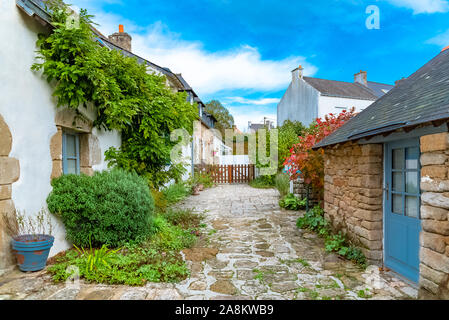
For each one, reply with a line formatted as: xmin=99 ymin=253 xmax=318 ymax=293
xmin=12 ymin=234 xmax=55 ymax=272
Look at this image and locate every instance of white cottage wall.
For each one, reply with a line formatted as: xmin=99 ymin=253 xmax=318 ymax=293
xmin=0 ymin=2 xmax=121 ymax=258
xmin=318 ymin=95 xmax=374 ymax=118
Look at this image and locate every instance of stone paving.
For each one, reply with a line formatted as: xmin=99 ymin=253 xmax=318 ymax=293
xmin=0 ymin=184 xmax=418 ymax=300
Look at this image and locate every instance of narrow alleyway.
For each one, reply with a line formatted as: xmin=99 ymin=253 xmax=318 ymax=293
xmin=0 ymin=185 xmax=418 ymax=300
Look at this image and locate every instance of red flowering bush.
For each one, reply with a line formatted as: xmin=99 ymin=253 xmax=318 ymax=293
xmin=284 ymin=109 xmax=356 ymax=197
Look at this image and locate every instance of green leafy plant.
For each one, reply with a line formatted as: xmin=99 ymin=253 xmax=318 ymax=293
xmin=297 ymin=206 xmax=366 ymax=267
xmin=47 ymin=169 xmax=154 ymax=247
xmin=274 ymin=173 xmax=290 ymax=198
xmin=162 ymin=182 xmax=191 ymax=205
xmin=249 ymin=176 xmax=275 ymax=189
xmin=73 ymin=240 xmax=121 ymax=273
xmin=279 ymin=193 xmax=306 ymax=211
xmin=32 ymin=1 xmax=198 ymax=188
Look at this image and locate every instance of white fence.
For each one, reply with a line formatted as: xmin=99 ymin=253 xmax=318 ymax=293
xmin=219 ymin=155 xmax=250 ymax=165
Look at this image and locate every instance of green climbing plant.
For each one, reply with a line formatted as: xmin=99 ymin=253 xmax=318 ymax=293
xmin=31 ymin=0 xmax=198 ymax=188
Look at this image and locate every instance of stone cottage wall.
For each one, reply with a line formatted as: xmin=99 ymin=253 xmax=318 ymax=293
xmin=323 ymin=142 xmax=383 ymax=265
xmin=0 ymin=115 xmax=20 ymax=270
xmin=418 ymin=132 xmax=449 ymax=300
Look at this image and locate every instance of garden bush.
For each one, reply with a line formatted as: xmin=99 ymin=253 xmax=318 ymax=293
xmin=47 ymin=169 xmax=154 ymax=247
xmin=249 ymin=175 xmax=275 ymax=189
xmin=279 ymin=193 xmax=306 ymax=210
xmin=274 ymin=173 xmax=290 ymax=198
xmin=162 ymin=182 xmax=191 ymax=205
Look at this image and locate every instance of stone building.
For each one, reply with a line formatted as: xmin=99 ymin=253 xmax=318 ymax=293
xmin=313 ymin=47 xmax=449 ymax=299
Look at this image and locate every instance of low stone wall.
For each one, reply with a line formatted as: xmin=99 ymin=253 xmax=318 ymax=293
xmin=0 ymin=115 xmax=20 ymax=271
xmin=323 ymin=142 xmax=383 ymax=265
xmin=418 ymin=132 xmax=449 ymax=300
xmin=292 ymin=178 xmax=320 ymax=206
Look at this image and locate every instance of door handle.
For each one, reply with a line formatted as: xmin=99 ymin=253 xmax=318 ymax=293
xmin=384 ymin=182 xmax=389 ymax=201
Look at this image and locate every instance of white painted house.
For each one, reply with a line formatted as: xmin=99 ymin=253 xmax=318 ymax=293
xmin=277 ymin=66 xmax=393 ymax=126
xmin=0 ymin=0 xmax=228 ymax=271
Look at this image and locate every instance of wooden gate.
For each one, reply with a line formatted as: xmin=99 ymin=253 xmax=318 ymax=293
xmin=195 ymin=164 xmax=255 ymax=184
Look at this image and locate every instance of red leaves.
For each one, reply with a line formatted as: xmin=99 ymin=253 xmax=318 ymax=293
xmin=285 ymin=108 xmax=356 ymax=192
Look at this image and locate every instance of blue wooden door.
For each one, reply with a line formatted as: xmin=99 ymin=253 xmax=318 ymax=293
xmin=385 ymin=139 xmax=421 ymax=283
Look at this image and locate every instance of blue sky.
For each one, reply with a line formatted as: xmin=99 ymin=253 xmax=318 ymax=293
xmin=70 ymin=0 xmax=449 ymax=131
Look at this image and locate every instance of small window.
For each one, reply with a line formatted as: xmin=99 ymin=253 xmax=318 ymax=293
xmin=62 ymin=131 xmax=80 ymax=175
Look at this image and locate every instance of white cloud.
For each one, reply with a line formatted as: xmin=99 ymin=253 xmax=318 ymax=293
xmin=385 ymin=0 xmax=449 ymax=14
xmin=224 ymin=97 xmax=280 ymax=105
xmin=130 ymin=23 xmax=317 ymax=96
xmin=69 ymin=1 xmax=318 ymax=97
xmin=426 ymin=29 xmax=449 ymax=48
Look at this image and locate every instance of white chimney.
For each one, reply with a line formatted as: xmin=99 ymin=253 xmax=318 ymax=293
xmin=291 ymin=65 xmax=304 ymax=82
xmin=354 ymin=70 xmax=368 ymax=86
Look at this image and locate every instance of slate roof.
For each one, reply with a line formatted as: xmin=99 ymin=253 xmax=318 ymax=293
xmin=303 ymin=77 xmax=389 ymax=101
xmin=366 ymin=81 xmax=394 ymax=98
xmin=314 ymin=49 xmax=449 ymax=149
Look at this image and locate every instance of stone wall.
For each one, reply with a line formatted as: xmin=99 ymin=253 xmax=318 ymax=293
xmin=418 ymin=132 xmax=449 ymax=300
xmin=0 ymin=115 xmax=20 ymax=270
xmin=292 ymin=178 xmax=320 ymax=206
xmin=323 ymin=142 xmax=383 ymax=264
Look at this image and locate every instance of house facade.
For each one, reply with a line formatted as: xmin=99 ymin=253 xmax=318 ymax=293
xmin=314 ymin=48 xmax=449 ymax=299
xmin=277 ymin=66 xmax=393 ymax=127
xmin=0 ymin=0 xmax=226 ymax=271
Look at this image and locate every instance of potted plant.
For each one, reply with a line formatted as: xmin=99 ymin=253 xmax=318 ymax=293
xmin=5 ymin=208 xmax=55 ymax=272
xmin=192 ymin=184 xmax=201 ymax=195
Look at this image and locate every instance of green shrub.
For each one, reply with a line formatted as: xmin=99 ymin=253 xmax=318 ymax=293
xmin=151 ymin=188 xmax=167 ymax=213
xmin=162 ymin=182 xmax=191 ymax=205
xmin=274 ymin=173 xmax=290 ymax=198
xmin=279 ymin=193 xmax=306 ymax=210
xmin=297 ymin=205 xmax=366 ymax=267
xmin=249 ymin=175 xmax=275 ymax=189
xmin=47 ymin=212 xmax=203 ymax=286
xmin=190 ymin=172 xmax=214 ymax=189
xmin=47 ymin=169 xmax=154 ymax=247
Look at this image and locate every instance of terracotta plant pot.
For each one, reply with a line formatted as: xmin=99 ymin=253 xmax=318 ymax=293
xmin=192 ymin=186 xmax=200 ymax=195
xmin=12 ymin=234 xmax=54 ymax=272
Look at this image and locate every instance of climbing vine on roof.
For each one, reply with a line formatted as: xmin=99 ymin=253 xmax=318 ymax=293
xmin=32 ymin=0 xmax=198 ymax=188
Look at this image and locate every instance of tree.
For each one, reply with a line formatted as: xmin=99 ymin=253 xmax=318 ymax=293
xmin=205 ymin=100 xmax=234 ymax=136
xmin=278 ymin=120 xmax=307 ymax=171
xmin=284 ymin=109 xmax=356 ymax=197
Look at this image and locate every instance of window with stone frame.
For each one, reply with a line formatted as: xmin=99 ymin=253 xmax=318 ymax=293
xmin=62 ymin=130 xmax=80 ymax=175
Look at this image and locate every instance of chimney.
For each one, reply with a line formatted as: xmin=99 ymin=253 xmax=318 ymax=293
xmin=354 ymin=70 xmax=368 ymax=86
xmin=291 ymin=65 xmax=304 ymax=82
xmin=395 ymin=77 xmax=406 ymax=86
xmin=108 ymin=24 xmax=132 ymax=52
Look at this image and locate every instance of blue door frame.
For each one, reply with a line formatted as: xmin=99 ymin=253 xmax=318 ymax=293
xmin=384 ymin=138 xmax=421 ymax=283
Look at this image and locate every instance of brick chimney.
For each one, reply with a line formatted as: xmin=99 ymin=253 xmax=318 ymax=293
xmin=354 ymin=70 xmax=368 ymax=86
xmin=291 ymin=65 xmax=304 ymax=82
xmin=108 ymin=24 xmax=132 ymax=52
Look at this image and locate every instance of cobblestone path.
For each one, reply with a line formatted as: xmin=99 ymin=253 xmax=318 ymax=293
xmin=0 ymin=185 xmax=417 ymax=300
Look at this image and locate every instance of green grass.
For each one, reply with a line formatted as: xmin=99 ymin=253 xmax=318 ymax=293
xmin=162 ymin=182 xmax=191 ymax=205
xmin=249 ymin=176 xmax=275 ymax=189
xmin=47 ymin=208 xmax=203 ymax=286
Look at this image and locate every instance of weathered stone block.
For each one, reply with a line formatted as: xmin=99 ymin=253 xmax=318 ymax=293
xmin=0 ymin=115 xmax=12 ymax=157
xmin=50 ymin=128 xmax=62 ymax=161
xmin=420 ymin=247 xmax=449 ymax=273
xmin=51 ymin=160 xmax=62 ymax=180
xmin=420 ymin=133 xmax=449 ymax=153
xmin=81 ymin=167 xmax=94 ymax=176
xmin=0 ymin=185 xmax=11 ymax=201
xmin=354 ymin=226 xmax=382 ymax=241
xmin=421 ymin=178 xmax=449 ymax=192
xmin=361 ymin=144 xmax=382 ymax=156
xmin=361 ymin=220 xmax=382 ymax=230
xmin=420 ymin=231 xmax=448 ymax=253
xmin=422 ymin=192 xmax=449 ymax=210
xmin=0 ymin=157 xmax=19 ymax=184
xmin=422 ymin=220 xmax=449 ymax=236
xmin=421 ymin=153 xmax=447 ymax=166
xmin=421 ymin=205 xmax=448 ymax=221
xmin=354 ymin=209 xmax=382 ymax=221
xmin=419 ymin=276 xmax=440 ymax=295
xmin=420 ymin=263 xmax=448 ymax=285
xmin=421 ymin=166 xmax=447 ymax=179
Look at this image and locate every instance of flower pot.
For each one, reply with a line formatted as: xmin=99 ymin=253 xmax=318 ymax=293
xmin=198 ymin=184 xmax=204 ymax=191
xmin=192 ymin=186 xmax=200 ymax=195
xmin=12 ymin=234 xmax=55 ymax=272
